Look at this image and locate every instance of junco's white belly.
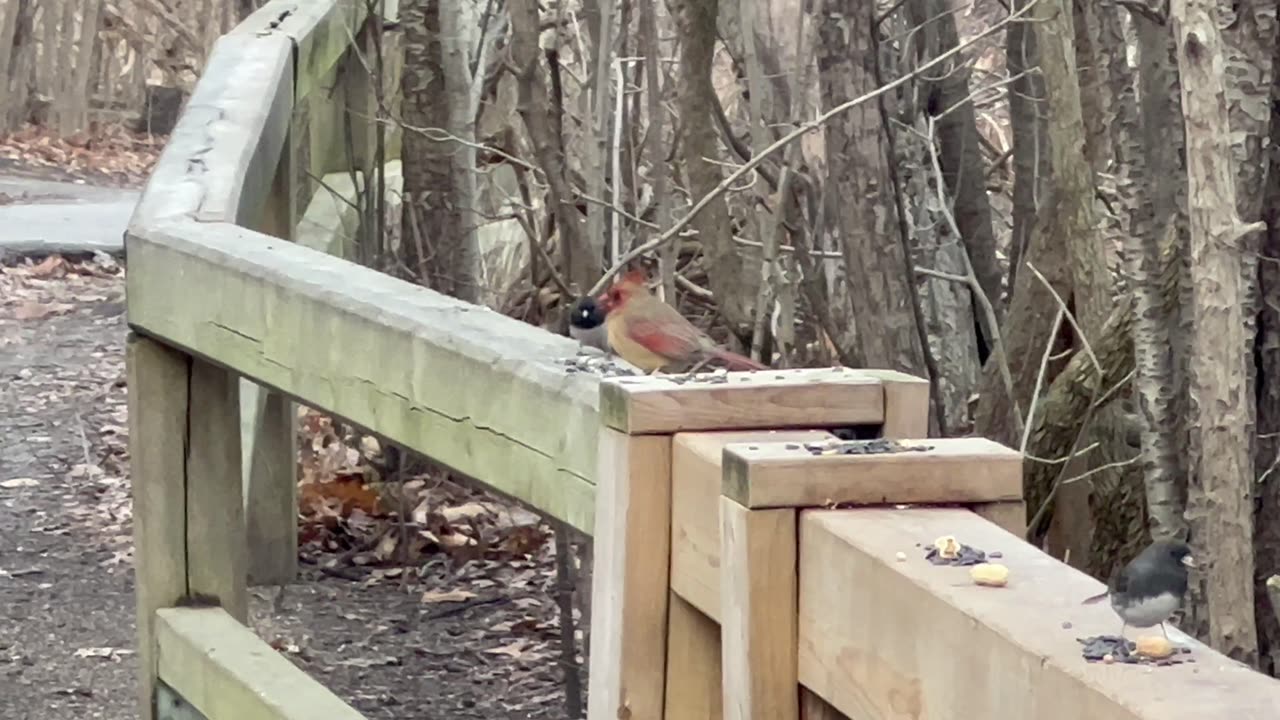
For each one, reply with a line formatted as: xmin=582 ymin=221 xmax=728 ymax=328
xmin=1113 ymin=591 xmax=1180 ymax=627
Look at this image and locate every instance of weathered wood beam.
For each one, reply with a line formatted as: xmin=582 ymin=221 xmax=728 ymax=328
xmin=600 ymin=367 xmax=885 ymax=434
xmin=721 ymin=437 xmax=1023 ymax=509
xmin=156 ymin=607 xmax=364 ymax=719
xmin=126 ymin=219 xmax=601 ymax=531
xmin=798 ymin=507 xmax=1280 ymax=719
xmin=671 ymin=430 xmax=834 ymax=620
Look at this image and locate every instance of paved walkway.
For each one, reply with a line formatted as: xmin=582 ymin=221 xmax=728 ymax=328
xmin=0 ymin=175 xmax=137 ymax=256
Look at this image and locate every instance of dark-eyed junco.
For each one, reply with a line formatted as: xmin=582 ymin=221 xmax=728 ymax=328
xmin=1083 ymin=539 xmax=1195 ymax=639
xmin=568 ymin=296 xmax=610 ymax=353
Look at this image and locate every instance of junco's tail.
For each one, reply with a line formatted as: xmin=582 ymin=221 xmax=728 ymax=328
xmin=1082 ymin=591 xmax=1109 ymax=605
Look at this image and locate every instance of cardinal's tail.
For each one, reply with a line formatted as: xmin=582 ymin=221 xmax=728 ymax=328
xmin=1081 ymin=591 xmax=1109 ymax=605
xmin=709 ymin=347 xmax=767 ymax=371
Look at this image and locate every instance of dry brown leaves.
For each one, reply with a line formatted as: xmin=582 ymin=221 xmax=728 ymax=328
xmin=0 ymin=123 xmax=164 ymax=188
xmin=2 ymin=254 xmax=131 ymax=564
xmin=297 ymin=407 xmax=552 ymax=583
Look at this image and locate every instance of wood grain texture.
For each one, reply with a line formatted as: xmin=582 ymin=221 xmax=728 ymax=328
xmin=126 ymin=219 xmax=599 ymax=531
xmin=245 ymin=116 xmax=299 ymax=587
xmin=186 ymin=358 xmax=248 ymax=622
xmin=245 ymin=390 xmax=297 ymax=586
xmin=671 ymin=430 xmax=833 ymax=619
xmin=663 ymin=592 xmax=723 ymax=720
xmin=128 ymin=33 xmax=293 ymax=229
xmin=722 ymin=437 xmax=1023 ymax=508
xmin=720 ymin=499 xmax=798 ymax=720
xmin=586 ymin=430 xmax=672 ymax=720
xmin=600 ymin=367 xmax=885 ymax=434
xmin=236 ymin=0 xmax=368 ymax=101
xmin=156 ymin=607 xmax=365 ymax=719
xmin=971 ymin=500 xmax=1028 ymax=536
xmin=127 ymin=335 xmax=192 ymax=720
xmin=798 ymin=507 xmax=1280 ymax=720
xmin=860 ymin=369 xmax=930 ymax=438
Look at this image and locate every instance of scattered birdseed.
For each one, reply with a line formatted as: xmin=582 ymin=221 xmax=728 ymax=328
xmin=989 ymin=551 xmax=1003 ymax=559
xmin=1061 ymin=621 xmax=1073 ymax=630
xmin=1078 ymin=635 xmax=1192 ymax=666
xmin=803 ymin=438 xmax=935 ymax=456
xmin=924 ymin=542 xmax=988 ymax=566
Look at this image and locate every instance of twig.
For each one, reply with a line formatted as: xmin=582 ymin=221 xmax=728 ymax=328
xmin=72 ymin=411 xmax=93 ymax=469
xmin=588 ymin=0 xmax=1043 ymax=296
xmin=1058 ymin=454 xmax=1142 ymax=487
xmin=1023 ymin=261 xmax=1106 ymax=539
xmin=1022 ymin=308 xmax=1064 ymax=454
xmin=1023 ymin=441 xmax=1101 ymax=465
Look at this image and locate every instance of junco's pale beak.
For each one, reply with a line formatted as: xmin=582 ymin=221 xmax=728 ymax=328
xmin=1181 ymin=554 xmax=1196 ymax=569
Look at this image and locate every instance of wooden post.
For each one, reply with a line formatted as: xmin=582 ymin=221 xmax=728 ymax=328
xmin=186 ymin=358 xmax=249 ymax=621
xmin=719 ymin=499 xmax=798 ymax=720
xmin=129 ymin=335 xmax=193 ymax=720
xmin=586 ymin=428 xmax=672 ymax=720
xmin=663 ymin=592 xmax=722 ymax=720
xmin=243 ymin=112 xmax=300 ymax=587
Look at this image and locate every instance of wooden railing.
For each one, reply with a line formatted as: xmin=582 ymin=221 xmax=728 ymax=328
xmin=126 ymin=1 xmax=1280 ymax=719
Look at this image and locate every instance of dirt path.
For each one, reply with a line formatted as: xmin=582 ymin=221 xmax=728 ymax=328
xmin=2 ymin=256 xmax=578 ymax=719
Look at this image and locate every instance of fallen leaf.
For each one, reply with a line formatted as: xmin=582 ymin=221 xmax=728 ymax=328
xmin=421 ymin=589 xmax=477 ymax=604
xmin=0 ymin=478 xmax=40 ymax=489
xmin=485 ymin=639 xmax=528 ymax=659
xmin=14 ymin=301 xmax=74 ymax=320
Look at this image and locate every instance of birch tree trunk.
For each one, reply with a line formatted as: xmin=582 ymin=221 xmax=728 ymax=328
xmin=1171 ymin=0 xmax=1261 ymax=665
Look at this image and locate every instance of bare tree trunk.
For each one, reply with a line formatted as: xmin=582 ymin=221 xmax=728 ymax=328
xmin=400 ymin=0 xmax=469 ymax=296
xmin=814 ymin=1 xmax=927 ymax=376
xmin=672 ymin=0 xmax=754 ymax=341
xmin=1003 ymin=0 xmax=1047 ymax=292
xmin=1122 ymin=11 xmax=1188 ymax=545
xmin=1259 ymin=95 xmax=1280 ymax=673
xmin=1172 ymin=0 xmax=1261 ymax=665
xmin=509 ymin=0 xmax=598 ymax=291
xmin=973 ymin=0 xmax=1064 ymax=450
xmin=438 ymin=0 xmax=482 ymax=304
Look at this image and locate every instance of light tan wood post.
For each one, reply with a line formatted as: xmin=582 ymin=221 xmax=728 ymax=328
xmin=663 ymin=591 xmax=723 ymax=720
xmin=720 ymin=498 xmax=798 ymax=720
xmin=586 ymin=428 xmax=672 ymax=720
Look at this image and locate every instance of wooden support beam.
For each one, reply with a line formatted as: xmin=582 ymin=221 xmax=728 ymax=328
xmin=798 ymin=507 xmax=1280 ymax=719
xmin=860 ymin=369 xmax=930 ymax=438
xmin=244 ymin=102 xmax=300 ymax=587
xmin=972 ymin=499 xmax=1028 ymax=537
xmin=600 ymin=368 xmax=885 ymax=434
xmin=671 ymin=430 xmax=833 ymax=619
xmin=722 ymin=437 xmax=1023 ymax=509
xmin=245 ymin=390 xmax=297 ymax=585
xmin=186 ymin=358 xmax=249 ymax=622
xmin=128 ymin=335 xmax=192 ymax=720
xmin=126 ymin=220 xmax=600 ymax=532
xmin=156 ymin=607 xmax=364 ymax=719
xmin=663 ymin=592 xmax=722 ymax=720
xmin=720 ymin=498 xmax=798 ymax=720
xmin=586 ymin=429 xmax=672 ymax=720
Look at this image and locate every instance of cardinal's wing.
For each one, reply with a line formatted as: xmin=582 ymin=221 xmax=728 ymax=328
xmin=623 ymin=313 xmax=704 ymax=359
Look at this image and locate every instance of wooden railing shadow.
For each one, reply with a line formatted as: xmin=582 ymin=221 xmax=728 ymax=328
xmin=126 ymin=2 xmax=1280 ymax=719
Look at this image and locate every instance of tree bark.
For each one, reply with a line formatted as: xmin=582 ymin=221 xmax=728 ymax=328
xmin=814 ymin=1 xmax=927 ymax=376
xmin=1172 ymin=0 xmax=1261 ymax=665
xmin=509 ymin=0 xmax=598 ymax=292
xmin=1254 ymin=8 xmax=1280 ymax=678
xmin=401 ymin=0 xmax=473 ymax=296
xmin=1121 ymin=11 xmax=1188 ymax=545
xmin=672 ymin=0 xmax=754 ymax=341
xmin=1003 ymin=0 xmax=1048 ymax=292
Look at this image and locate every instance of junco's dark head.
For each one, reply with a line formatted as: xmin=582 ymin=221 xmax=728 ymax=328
xmin=568 ymin=296 xmax=610 ymax=352
xmin=1085 ymin=538 xmax=1195 ymax=636
xmin=569 ymin=296 xmax=606 ymax=331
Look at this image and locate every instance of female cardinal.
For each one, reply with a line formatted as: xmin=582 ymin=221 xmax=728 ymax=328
xmin=596 ymin=270 xmax=766 ymax=372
